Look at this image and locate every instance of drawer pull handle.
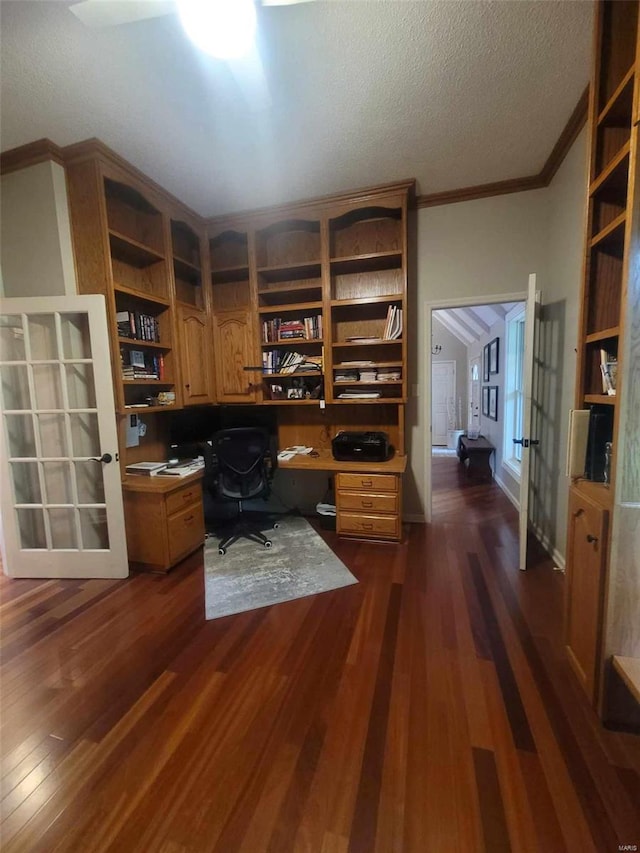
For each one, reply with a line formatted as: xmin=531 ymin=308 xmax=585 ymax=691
xmin=362 ymin=523 xmax=373 ymax=530
xmin=362 ymin=501 xmax=373 ymax=508
xmin=361 ymin=480 xmax=373 ymax=487
xmin=182 ymin=492 xmax=193 ymax=501
xmin=184 ymin=515 xmax=194 ymax=523
xmin=586 ymin=534 xmax=598 ymax=544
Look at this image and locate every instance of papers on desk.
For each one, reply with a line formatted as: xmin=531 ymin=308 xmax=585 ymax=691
xmin=154 ymin=458 xmax=205 ymax=477
xmin=277 ymin=446 xmax=314 ymax=461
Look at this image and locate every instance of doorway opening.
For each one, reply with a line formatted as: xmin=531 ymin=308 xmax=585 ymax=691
xmin=426 ymin=293 xmax=528 ymax=529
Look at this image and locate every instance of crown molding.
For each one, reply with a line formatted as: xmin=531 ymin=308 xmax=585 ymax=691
xmin=416 ymin=86 xmax=589 ymax=209
xmin=0 ymin=139 xmax=65 ymax=175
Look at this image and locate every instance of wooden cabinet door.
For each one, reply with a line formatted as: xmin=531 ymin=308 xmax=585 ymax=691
xmin=212 ymin=310 xmax=257 ymax=403
xmin=178 ymin=305 xmax=214 ymax=406
xmin=565 ymin=488 xmax=609 ymax=701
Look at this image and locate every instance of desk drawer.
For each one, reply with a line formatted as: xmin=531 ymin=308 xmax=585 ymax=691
xmin=337 ymin=511 xmax=400 ymax=540
xmin=336 ymin=473 xmax=398 ymax=493
xmin=166 ymin=482 xmax=202 ymax=516
xmin=337 ymin=491 xmax=398 ymax=514
xmin=168 ymin=503 xmax=205 ymax=565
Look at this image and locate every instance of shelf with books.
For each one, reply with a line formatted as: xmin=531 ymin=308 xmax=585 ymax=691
xmin=118 ymin=337 xmax=171 ymax=350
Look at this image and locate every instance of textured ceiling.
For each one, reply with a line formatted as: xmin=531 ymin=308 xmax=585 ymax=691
xmin=0 ymin=1 xmax=594 ymax=217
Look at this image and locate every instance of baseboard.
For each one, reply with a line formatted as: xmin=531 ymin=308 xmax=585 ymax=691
xmin=404 ymin=513 xmax=426 ymax=524
xmin=494 ymin=473 xmax=520 ymax=511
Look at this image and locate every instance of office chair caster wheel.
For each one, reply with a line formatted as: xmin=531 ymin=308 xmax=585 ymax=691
xmin=264 ymin=539 xmax=272 ymax=549
xmin=273 ymin=522 xmax=280 ymax=530
xmin=218 ymin=547 xmax=226 ymax=556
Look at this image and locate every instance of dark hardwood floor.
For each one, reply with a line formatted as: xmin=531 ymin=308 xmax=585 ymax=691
xmin=1 ymin=456 xmax=638 ymax=851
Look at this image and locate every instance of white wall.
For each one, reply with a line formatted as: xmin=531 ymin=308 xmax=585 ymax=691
xmin=406 ymin=186 xmax=550 ymax=519
xmin=407 ymin=128 xmax=588 ymax=568
xmin=0 ymin=161 xmax=76 ymax=297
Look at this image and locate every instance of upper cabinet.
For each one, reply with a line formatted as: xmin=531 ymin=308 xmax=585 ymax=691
xmin=65 ymin=148 xmax=179 ymax=414
xmin=327 ymin=203 xmax=407 ymax=404
xmin=206 ymin=182 xmax=412 ymax=410
xmin=209 ymin=229 xmax=258 ymax=402
xmin=170 ymin=212 xmax=214 ymax=406
xmin=256 ymin=219 xmax=324 ymax=405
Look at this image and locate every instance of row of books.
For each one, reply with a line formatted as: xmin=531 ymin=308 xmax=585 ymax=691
xmin=599 ymin=348 xmax=617 ymax=396
xmin=262 ymin=315 xmax=323 ymax=343
xmin=262 ymin=350 xmax=322 ymax=375
xmin=121 ymin=348 xmax=166 ymax=381
xmin=334 ymin=367 xmax=401 ymax=382
xmin=383 ymin=305 xmax=402 ymax=340
xmin=116 ymin=310 xmax=161 ymax=343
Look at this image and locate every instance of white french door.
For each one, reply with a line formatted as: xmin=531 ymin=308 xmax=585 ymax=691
xmin=468 ymin=355 xmax=481 ymax=432
xmin=517 ymin=274 xmax=541 ymax=571
xmin=0 ymin=295 xmax=127 ymax=578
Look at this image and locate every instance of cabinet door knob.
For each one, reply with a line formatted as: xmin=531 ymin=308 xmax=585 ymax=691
xmin=586 ymin=534 xmax=598 ymax=544
xmin=573 ymin=508 xmax=584 ymax=518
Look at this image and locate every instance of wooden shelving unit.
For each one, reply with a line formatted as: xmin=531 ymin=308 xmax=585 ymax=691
xmin=565 ymin=0 xmax=639 ymax=714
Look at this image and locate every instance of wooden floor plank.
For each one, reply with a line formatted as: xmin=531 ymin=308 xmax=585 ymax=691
xmin=1 ymin=455 xmax=638 ymax=852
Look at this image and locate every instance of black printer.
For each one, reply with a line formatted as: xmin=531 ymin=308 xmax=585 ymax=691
xmin=331 ymin=431 xmax=392 ymax=462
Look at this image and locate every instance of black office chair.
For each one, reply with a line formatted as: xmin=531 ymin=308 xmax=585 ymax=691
xmin=208 ymin=427 xmax=277 ymax=555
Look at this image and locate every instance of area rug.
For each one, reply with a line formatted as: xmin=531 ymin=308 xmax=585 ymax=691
xmin=204 ymin=515 xmax=357 ymax=620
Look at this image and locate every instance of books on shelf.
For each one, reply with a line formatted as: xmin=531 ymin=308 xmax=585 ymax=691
xmin=262 ymin=350 xmax=323 ymax=375
xmin=383 ymin=304 xmax=402 ymax=340
xmin=599 ymin=347 xmax=617 ymax=395
xmin=120 ymin=348 xmax=165 ymax=380
xmin=345 ymin=336 xmax=382 ymax=344
xmin=262 ymin=315 xmax=323 ymax=343
xmin=117 ymin=310 xmax=160 ymax=343
xmin=337 ymin=391 xmax=381 ymax=399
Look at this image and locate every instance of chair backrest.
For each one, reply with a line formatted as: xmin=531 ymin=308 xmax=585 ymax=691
xmin=212 ymin=427 xmax=270 ymax=501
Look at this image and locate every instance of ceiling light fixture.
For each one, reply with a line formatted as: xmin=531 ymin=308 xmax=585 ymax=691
xmin=177 ymin=0 xmax=257 ymax=60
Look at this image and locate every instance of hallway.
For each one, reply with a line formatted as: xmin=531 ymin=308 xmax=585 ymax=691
xmin=1 ymin=482 xmax=639 ymax=850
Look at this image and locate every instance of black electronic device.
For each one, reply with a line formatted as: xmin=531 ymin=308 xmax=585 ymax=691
xmin=331 ymin=430 xmax=392 ymax=462
xmin=585 ymin=404 xmax=614 ymax=482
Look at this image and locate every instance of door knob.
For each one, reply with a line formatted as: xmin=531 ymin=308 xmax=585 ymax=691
xmin=586 ymin=534 xmax=598 ymax=544
xmin=89 ymin=453 xmax=113 ymax=464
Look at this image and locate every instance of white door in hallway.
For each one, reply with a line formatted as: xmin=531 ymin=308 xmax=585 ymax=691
xmin=432 ymin=361 xmax=456 ymax=446
xmin=0 ymin=295 xmax=128 ymax=578
xmin=468 ymin=355 xmax=481 ymax=433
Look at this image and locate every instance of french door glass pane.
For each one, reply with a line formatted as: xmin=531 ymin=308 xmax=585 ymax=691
xmin=11 ymin=461 xmax=42 ymax=504
xmin=0 ymin=316 xmax=26 ymax=361
xmin=4 ymin=414 xmax=36 ymax=457
xmin=70 ymin=413 xmax=100 ymax=457
xmin=32 ymin=364 xmax=63 ymax=410
xmin=60 ymin=313 xmax=92 ymax=359
xmin=27 ymin=314 xmax=59 ymax=361
xmin=42 ymin=461 xmax=73 ymax=504
xmin=75 ymin=460 xmax=105 ymax=504
xmin=48 ymin=508 xmax=77 ymax=549
xmin=17 ymin=508 xmax=46 ymax=549
xmin=79 ymin=508 xmax=109 ymax=550
xmin=1 ymin=364 xmax=31 ymax=410
xmin=38 ymin=414 xmax=68 ymax=457
xmin=65 ymin=363 xmax=96 ymax=409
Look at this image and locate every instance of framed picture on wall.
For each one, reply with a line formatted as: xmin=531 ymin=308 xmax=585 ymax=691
xmin=488 ymin=385 xmax=499 ymax=421
xmin=488 ymin=337 xmax=500 ymax=375
xmin=483 ymin=345 xmax=490 ymax=382
xmin=482 ymin=385 xmax=490 ymax=417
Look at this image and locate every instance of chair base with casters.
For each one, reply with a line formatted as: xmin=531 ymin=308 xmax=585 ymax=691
xmin=216 ymin=503 xmax=280 ymax=556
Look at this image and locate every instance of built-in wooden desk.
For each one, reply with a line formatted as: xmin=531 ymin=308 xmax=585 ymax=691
xmin=122 ymin=470 xmax=205 ymax=572
xmin=279 ymin=449 xmax=407 ymax=541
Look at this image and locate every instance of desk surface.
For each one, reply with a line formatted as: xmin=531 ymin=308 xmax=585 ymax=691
xmin=122 ymin=469 xmax=204 ymax=494
xmin=277 ymin=448 xmax=407 ymax=474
